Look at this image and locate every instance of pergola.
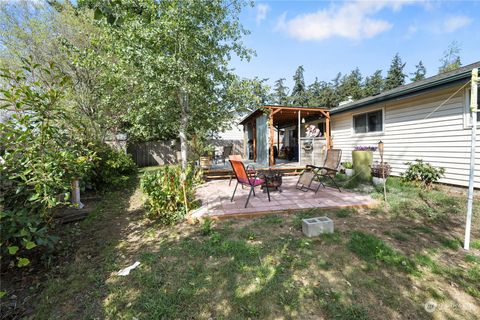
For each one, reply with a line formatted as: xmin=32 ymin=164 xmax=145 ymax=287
xmin=239 ymin=105 xmax=331 ymax=166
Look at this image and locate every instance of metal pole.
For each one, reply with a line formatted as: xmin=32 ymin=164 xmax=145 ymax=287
xmin=298 ymin=111 xmax=301 ymax=163
xmin=464 ymin=68 xmax=478 ymax=250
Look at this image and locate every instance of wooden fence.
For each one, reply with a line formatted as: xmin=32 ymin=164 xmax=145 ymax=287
xmin=127 ymin=139 xmax=244 ymax=167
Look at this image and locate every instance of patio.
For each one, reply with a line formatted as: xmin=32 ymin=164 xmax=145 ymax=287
xmin=190 ymin=176 xmax=377 ymax=220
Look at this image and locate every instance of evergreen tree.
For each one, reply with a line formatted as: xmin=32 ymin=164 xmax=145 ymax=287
xmin=338 ymin=67 xmax=363 ymax=101
xmin=410 ymin=60 xmax=426 ymax=82
xmin=273 ymin=78 xmax=289 ymax=105
xmin=319 ymin=84 xmax=337 ymax=108
xmin=331 ymin=72 xmax=343 ymax=106
xmin=385 ymin=53 xmax=406 ymax=90
xmin=291 ymin=65 xmax=308 ymax=105
xmin=306 ymin=77 xmax=323 ymax=106
xmin=363 ymin=70 xmax=384 ymax=97
xmin=439 ymin=41 xmax=462 ymax=73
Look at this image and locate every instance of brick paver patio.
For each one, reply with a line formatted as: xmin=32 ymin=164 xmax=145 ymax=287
xmin=190 ymin=176 xmax=377 ymax=220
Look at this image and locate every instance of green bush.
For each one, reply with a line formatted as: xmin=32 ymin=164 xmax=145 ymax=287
xmin=141 ymin=165 xmax=203 ymax=224
xmin=342 ymin=161 xmax=353 ymax=169
xmin=84 ymin=143 xmax=137 ymax=190
xmin=0 ymin=59 xmax=95 ymax=268
xmin=402 ymin=159 xmax=445 ymax=188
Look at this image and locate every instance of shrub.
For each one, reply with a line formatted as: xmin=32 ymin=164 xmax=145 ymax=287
xmin=141 ymin=165 xmax=203 ymax=224
xmin=0 ymin=59 xmax=95 ymax=268
xmin=402 ymin=159 xmax=445 ymax=188
xmin=342 ymin=161 xmax=353 ymax=169
xmin=371 ymin=161 xmax=391 ymax=178
xmin=85 ymin=143 xmax=137 ymax=189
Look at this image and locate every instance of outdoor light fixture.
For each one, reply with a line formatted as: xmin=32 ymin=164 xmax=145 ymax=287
xmin=378 ymin=140 xmax=384 ymax=160
xmin=302 ymin=117 xmax=305 ymax=123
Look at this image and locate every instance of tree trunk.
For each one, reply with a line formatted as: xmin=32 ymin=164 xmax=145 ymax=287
xmin=178 ymin=88 xmax=189 ymax=169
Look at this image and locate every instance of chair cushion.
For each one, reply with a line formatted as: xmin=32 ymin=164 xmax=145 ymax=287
xmin=249 ymin=177 xmax=265 ymax=186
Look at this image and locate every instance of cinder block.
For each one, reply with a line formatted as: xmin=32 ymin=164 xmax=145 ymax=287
xmin=302 ymin=216 xmax=334 ymax=237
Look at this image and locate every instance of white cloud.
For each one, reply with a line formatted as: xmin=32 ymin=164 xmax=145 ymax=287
xmin=443 ymin=15 xmax=472 ymax=33
xmin=275 ymin=1 xmax=419 ymax=41
xmin=256 ymin=3 xmax=270 ymax=25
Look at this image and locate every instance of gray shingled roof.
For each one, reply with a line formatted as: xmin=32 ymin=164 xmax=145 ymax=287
xmin=331 ymin=61 xmax=480 ymax=114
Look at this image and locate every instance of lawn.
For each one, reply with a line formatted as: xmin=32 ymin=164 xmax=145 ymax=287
xmin=7 ymin=173 xmax=480 ymax=319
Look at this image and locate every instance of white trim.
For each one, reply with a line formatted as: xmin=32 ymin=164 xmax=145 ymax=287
xmin=463 ymin=86 xmax=480 ymax=129
xmin=351 ymin=107 xmax=385 ymax=136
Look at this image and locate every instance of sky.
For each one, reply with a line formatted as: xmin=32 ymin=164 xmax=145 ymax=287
xmin=229 ymin=0 xmax=480 ymax=89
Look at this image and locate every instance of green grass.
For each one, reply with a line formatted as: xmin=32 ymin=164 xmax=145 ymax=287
xmin=20 ymin=174 xmax=480 ymax=320
xmin=348 ymin=231 xmax=417 ymax=273
xmin=471 ymin=240 xmax=480 ymax=250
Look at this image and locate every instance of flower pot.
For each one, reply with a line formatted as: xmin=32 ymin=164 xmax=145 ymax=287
xmin=352 ymin=150 xmax=373 ymax=181
xmin=372 ymin=176 xmax=386 ymax=186
xmin=345 ymin=168 xmax=354 ymax=177
xmin=199 ymin=156 xmax=212 ymax=169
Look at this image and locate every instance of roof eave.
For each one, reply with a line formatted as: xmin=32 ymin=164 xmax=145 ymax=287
xmin=331 ymin=72 xmax=471 ymax=115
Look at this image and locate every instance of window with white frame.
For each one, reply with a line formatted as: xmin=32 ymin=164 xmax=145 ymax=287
xmin=353 ymin=109 xmax=383 ymax=134
xmin=465 ymin=87 xmax=480 ymax=127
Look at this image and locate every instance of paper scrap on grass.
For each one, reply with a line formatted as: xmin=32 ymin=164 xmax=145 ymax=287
xmin=117 ymin=261 xmax=141 ymax=276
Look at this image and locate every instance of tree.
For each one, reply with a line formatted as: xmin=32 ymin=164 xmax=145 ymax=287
xmin=410 ymin=61 xmax=426 ymax=82
xmin=291 ymin=65 xmax=308 ymax=105
xmin=439 ymin=41 xmax=462 ymax=73
xmin=338 ymin=68 xmax=363 ymax=101
xmin=273 ymin=78 xmax=289 ymax=105
xmin=364 ymin=70 xmax=384 ymax=97
xmin=89 ymin=0 xmax=253 ymax=169
xmin=306 ymin=77 xmax=323 ymax=106
xmin=385 ymin=53 xmax=406 ymax=90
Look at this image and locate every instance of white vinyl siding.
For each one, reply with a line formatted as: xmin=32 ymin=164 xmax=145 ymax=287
xmin=331 ymin=85 xmax=480 ymax=188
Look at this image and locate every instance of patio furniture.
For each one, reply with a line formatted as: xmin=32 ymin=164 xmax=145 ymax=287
xmin=218 ymin=145 xmax=233 ymax=164
xmin=230 ymin=159 xmax=270 ymax=208
xmin=296 ymin=149 xmax=342 ymax=193
xmin=260 ymin=169 xmax=283 ymax=192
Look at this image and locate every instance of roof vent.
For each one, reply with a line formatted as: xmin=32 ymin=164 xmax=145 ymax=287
xmin=338 ymin=96 xmax=354 ymax=106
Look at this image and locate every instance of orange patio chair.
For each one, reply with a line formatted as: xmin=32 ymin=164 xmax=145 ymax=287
xmin=229 ymin=159 xmax=270 ymax=208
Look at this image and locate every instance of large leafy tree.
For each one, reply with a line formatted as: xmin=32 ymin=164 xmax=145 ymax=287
xmin=410 ymin=60 xmax=427 ymax=82
xmin=291 ymin=65 xmax=308 ymax=105
xmin=87 ymin=0 xmax=253 ymax=168
xmin=273 ymin=78 xmax=289 ymax=105
xmin=384 ymin=53 xmax=406 ymax=90
xmin=439 ymin=41 xmax=462 ymax=74
xmin=0 ymin=1 xmax=130 ymax=142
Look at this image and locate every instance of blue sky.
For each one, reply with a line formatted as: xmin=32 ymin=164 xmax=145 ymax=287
xmin=230 ymin=0 xmax=480 ymax=89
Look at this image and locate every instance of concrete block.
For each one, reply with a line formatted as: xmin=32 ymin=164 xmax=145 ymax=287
xmin=302 ymin=216 xmax=334 ymax=237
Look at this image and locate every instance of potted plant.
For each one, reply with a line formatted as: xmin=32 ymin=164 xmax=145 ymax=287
xmin=342 ymin=161 xmax=354 ymax=177
xmin=199 ymin=145 xmax=215 ymax=169
xmin=371 ymin=161 xmax=391 ymax=185
xmin=352 ymin=145 xmax=377 ymax=181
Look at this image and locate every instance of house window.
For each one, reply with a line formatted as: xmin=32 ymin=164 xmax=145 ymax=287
xmin=353 ymin=109 xmax=383 ymax=134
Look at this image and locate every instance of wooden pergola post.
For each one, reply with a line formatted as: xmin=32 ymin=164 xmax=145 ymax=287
xmin=319 ymin=110 xmax=331 ymax=149
xmin=269 ymin=112 xmax=274 ymax=166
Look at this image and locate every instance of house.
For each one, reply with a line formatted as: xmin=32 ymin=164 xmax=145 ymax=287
xmin=330 ymin=61 xmax=480 ymax=188
xmin=210 ymin=120 xmax=245 ymax=157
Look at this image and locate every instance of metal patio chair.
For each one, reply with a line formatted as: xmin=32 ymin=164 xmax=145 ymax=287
xmin=296 ymin=149 xmax=342 ymax=193
xmin=230 ymin=159 xmax=270 ymax=208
